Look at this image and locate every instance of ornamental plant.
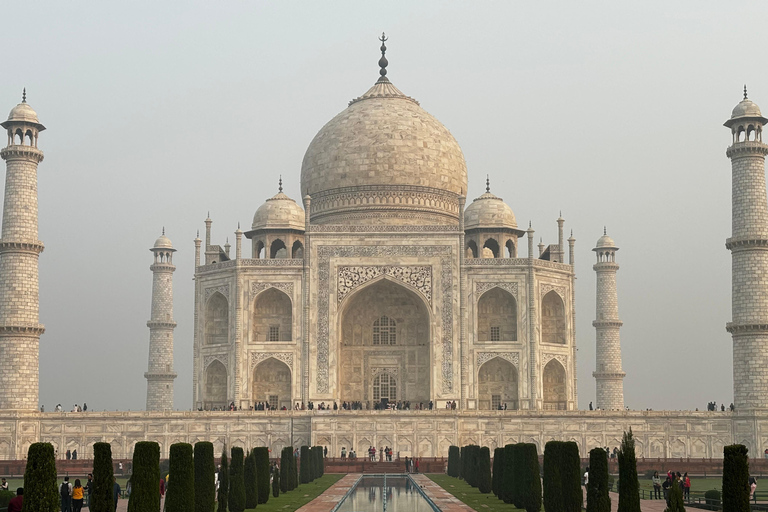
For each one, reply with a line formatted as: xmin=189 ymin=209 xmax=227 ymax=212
xmin=91 ymin=442 xmax=114 ymax=512
xmin=560 ymin=441 xmax=583 ymax=512
xmin=492 ymin=447 xmax=503 ymax=498
xmin=280 ymin=447 xmax=291 ymax=493
xmin=477 ymin=446 xmax=492 ymax=494
xmin=501 ymin=444 xmax=515 ymax=504
xmin=127 ymin=441 xmax=160 ymax=512
xmin=217 ymin=446 xmax=229 ymax=512
xmin=447 ymin=446 xmax=460 ymax=477
xmin=586 ymin=447 xmax=610 ymax=512
xmin=243 ymin=450 xmax=257 ymax=509
xmin=272 ymin=469 xmax=280 ymax=498
xmin=519 ymin=443 xmax=542 ymax=512
xmin=193 ymin=442 xmax=215 ymax=512
xmin=166 ymin=443 xmax=194 ymax=512
xmin=228 ymin=447 xmax=246 ymax=512
xmin=254 ymin=447 xmax=270 ymax=504
xmin=617 ymin=429 xmax=640 ymax=512
xmin=21 ymin=442 xmax=58 ymax=512
xmin=300 ymin=446 xmax=310 ymax=484
xmin=666 ymin=480 xmax=686 ymax=512
xmin=543 ymin=441 xmax=563 ymax=512
xmin=722 ymin=444 xmax=750 ymax=512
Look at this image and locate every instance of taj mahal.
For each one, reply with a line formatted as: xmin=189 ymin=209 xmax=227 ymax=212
xmin=0 ymin=38 xmax=766 ymax=461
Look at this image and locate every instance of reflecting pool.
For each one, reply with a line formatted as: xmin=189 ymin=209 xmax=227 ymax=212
xmin=334 ymin=475 xmax=438 ymax=512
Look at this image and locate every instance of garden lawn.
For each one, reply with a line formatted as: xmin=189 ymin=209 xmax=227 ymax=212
xmin=638 ymin=476 xmax=722 ymax=495
xmin=427 ymin=473 xmax=538 ymax=511
xmin=243 ymin=473 xmax=343 ymax=512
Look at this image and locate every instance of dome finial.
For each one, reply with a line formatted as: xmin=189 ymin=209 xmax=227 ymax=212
xmin=744 ymin=84 xmax=748 ymax=100
xmin=604 ymin=226 xmax=607 ymax=235
xmin=378 ymin=32 xmax=389 ymax=79
xmin=21 ymin=88 xmax=26 ymax=103
xmin=162 ymin=226 xmax=165 ymax=236
xmin=485 ymin=174 xmax=490 ymax=193
xmin=279 ymin=175 xmax=283 ymax=193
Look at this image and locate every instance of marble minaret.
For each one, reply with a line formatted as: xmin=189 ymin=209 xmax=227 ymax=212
xmin=725 ymin=88 xmax=768 ymax=410
xmin=145 ymin=230 xmax=177 ymax=410
xmin=593 ymin=228 xmax=625 ymax=410
xmin=0 ymin=91 xmax=46 ymax=410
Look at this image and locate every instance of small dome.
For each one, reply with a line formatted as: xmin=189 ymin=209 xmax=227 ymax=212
xmin=154 ymin=234 xmax=173 ymax=249
xmin=731 ymin=98 xmax=763 ymax=119
xmin=464 ymin=191 xmax=517 ymax=230
xmin=7 ymin=102 xmax=40 ymax=124
xmin=595 ymin=231 xmax=617 ymax=249
xmin=252 ymin=192 xmax=305 ymax=231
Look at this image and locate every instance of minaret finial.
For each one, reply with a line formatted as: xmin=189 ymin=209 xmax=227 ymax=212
xmin=237 ymin=222 xmax=240 ymax=229
xmin=162 ymin=226 xmax=165 ymax=236
xmin=378 ymin=32 xmax=389 ymax=79
xmin=196 ymin=230 xmax=199 ymax=237
xmin=604 ymin=226 xmax=607 ymax=235
xmin=22 ymin=88 xmax=26 ymax=103
xmin=744 ymin=84 xmax=748 ymax=100
xmin=279 ymin=175 xmax=283 ymax=193
xmin=486 ymin=174 xmax=490 ymax=193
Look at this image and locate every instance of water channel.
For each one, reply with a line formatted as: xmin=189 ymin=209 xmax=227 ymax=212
xmin=334 ymin=474 xmax=439 ymax=512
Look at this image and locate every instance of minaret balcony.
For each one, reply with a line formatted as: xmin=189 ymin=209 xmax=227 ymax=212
xmin=725 ymin=237 xmax=768 ymax=251
xmin=592 ymin=320 xmax=623 ymax=328
xmin=592 ymin=371 xmax=626 ymax=379
xmin=726 ymin=322 xmax=768 ymax=334
xmin=0 ymin=240 xmax=44 ymax=254
xmin=147 ymin=320 xmax=177 ymax=329
xmin=726 ymin=142 xmax=768 ymax=158
xmin=0 ymin=145 xmax=43 ymax=162
xmin=144 ymin=371 xmax=178 ymax=379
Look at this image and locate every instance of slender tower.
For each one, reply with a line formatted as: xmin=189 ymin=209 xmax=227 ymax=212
xmin=145 ymin=230 xmax=177 ymax=411
xmin=592 ymin=228 xmax=625 ymax=410
xmin=725 ymin=88 xmax=768 ymax=410
xmin=0 ymin=91 xmax=45 ymax=410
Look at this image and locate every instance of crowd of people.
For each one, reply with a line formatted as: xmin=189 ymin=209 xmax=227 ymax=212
xmin=706 ymin=401 xmax=735 ymax=412
xmin=39 ymin=403 xmax=89 ymax=413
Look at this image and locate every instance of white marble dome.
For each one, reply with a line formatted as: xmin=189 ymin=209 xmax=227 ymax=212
xmin=7 ymin=102 xmax=40 ymax=124
xmin=252 ymin=191 xmax=305 ymax=231
xmin=731 ymin=98 xmax=763 ymax=119
xmin=595 ymin=232 xmax=617 ymax=249
xmin=464 ymin=191 xmax=517 ymax=230
xmin=153 ymin=234 xmax=173 ymax=250
xmin=300 ymin=76 xmax=468 ymax=225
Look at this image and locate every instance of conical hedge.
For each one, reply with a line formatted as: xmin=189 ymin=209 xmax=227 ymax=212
xmin=166 ymin=443 xmax=194 ymax=512
xmin=228 ymin=447 xmax=246 ymax=512
xmin=91 ymin=442 xmax=114 ymax=512
xmin=127 ymin=441 xmax=160 ymax=512
xmin=193 ymin=442 xmax=215 ymax=512
xmin=22 ymin=442 xmax=58 ymax=512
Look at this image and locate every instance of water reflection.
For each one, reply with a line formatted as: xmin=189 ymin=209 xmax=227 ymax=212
xmin=335 ymin=475 xmax=435 ymax=512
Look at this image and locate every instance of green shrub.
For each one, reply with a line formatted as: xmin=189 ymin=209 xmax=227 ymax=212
xmin=478 ymin=447 xmax=492 ymax=494
xmin=543 ymin=441 xmax=563 ymax=512
xmin=459 ymin=446 xmax=466 ymax=480
xmin=501 ymin=444 xmax=515 ymax=504
xmin=228 ymin=447 xmax=246 ymax=512
xmin=193 ymin=442 xmax=215 ymax=512
xmin=272 ymin=469 xmax=280 ymax=498
xmin=704 ymin=489 xmax=721 ymax=505
xmin=308 ymin=447 xmax=316 ymax=482
xmin=22 ymin=442 xmax=58 ymax=512
xmin=243 ymin=450 xmax=257 ymax=509
xmin=0 ymin=490 xmax=15 ymax=508
xmin=519 ymin=443 xmax=542 ymax=512
xmin=315 ymin=446 xmax=323 ymax=479
xmin=723 ymin=444 xmax=749 ymax=512
xmin=280 ymin=447 xmax=291 ymax=493
xmin=91 ymin=442 xmax=114 ymax=512
xmin=447 ymin=446 xmax=460 ymax=477
xmin=667 ymin=481 xmax=685 ymax=512
xmin=492 ymin=447 xmax=503 ymax=498
xmin=254 ymin=447 xmax=270 ymax=504
xmin=463 ymin=445 xmax=479 ymax=487
xmin=217 ymin=447 xmax=229 ymax=512
xmin=560 ymin=442 xmax=583 ymax=512
xmin=617 ymin=429 xmax=640 ymax=512
xmin=586 ymin=447 xmax=610 ymax=512
xmin=127 ymin=441 xmax=160 ymax=512
xmin=512 ymin=444 xmax=525 ymax=508
xmin=300 ymin=446 xmax=311 ymax=484
xmin=294 ymin=450 xmax=299 ymax=489
xmin=166 ymin=443 xmax=194 ymax=512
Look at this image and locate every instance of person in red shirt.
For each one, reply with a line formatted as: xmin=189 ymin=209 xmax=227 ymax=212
xmin=7 ymin=488 xmax=22 ymax=512
xmin=160 ymin=477 xmax=165 ymax=496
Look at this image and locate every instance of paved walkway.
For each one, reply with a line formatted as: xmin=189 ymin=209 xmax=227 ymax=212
xmin=296 ymin=473 xmax=361 ymax=512
xmin=411 ymin=474 xmax=475 ymax=511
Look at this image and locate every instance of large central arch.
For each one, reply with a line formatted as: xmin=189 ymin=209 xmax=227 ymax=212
xmin=252 ymin=358 xmax=291 ymax=409
xmin=338 ymin=278 xmax=431 ymax=405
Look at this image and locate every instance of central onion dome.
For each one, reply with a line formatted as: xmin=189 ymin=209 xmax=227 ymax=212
xmin=300 ymin=37 xmax=467 ymax=225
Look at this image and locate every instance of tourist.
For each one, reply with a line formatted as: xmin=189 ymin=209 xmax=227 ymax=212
xmin=71 ymin=479 xmax=84 ymax=512
xmin=85 ymin=474 xmax=93 ymax=507
xmin=662 ymin=475 xmax=672 ymax=504
xmin=324 ymin=446 xmax=328 ymax=458
xmin=40 ymin=405 xmax=44 ymax=412
xmin=0 ymin=478 xmax=8 ymax=491
xmin=414 ymin=458 xmax=419 ymax=473
xmin=60 ymin=476 xmax=72 ymax=512
xmin=82 ymin=403 xmax=87 ymax=411
xmin=379 ymin=446 xmax=383 ymax=461
xmin=112 ymin=477 xmax=120 ymax=512
xmin=750 ymin=476 xmax=758 ymax=502
xmin=72 ymin=449 xmax=77 ymax=460
xmin=404 ymin=456 xmax=409 ymax=473
xmin=583 ymin=467 xmax=589 ymax=487
xmin=7 ymin=488 xmax=22 ymax=512
xmin=66 ymin=449 xmax=71 ymax=460
xmin=55 ymin=403 xmax=62 ymax=412
xmin=341 ymin=447 xmax=346 ymax=460
xmin=589 ymin=401 xmax=593 ymax=410
xmin=683 ymin=472 xmax=690 ymax=500
xmin=652 ymin=471 xmax=661 ymax=499
xmin=160 ymin=476 xmax=165 ymax=497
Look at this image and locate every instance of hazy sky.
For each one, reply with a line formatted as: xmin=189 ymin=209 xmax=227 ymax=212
xmin=3 ymin=2 xmax=766 ymax=412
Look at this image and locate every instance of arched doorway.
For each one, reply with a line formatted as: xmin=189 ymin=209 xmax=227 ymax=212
xmin=253 ymin=288 xmax=292 ymax=341
xmin=541 ymin=291 xmax=566 ymax=344
xmin=339 ymin=279 xmax=430 ymax=406
xmin=542 ymin=359 xmax=566 ymax=410
xmin=477 ymin=288 xmax=517 ymax=342
xmin=477 ymin=357 xmax=518 ymax=410
xmin=205 ymin=293 xmax=228 ymax=345
xmin=204 ymin=360 xmax=227 ymax=409
xmin=252 ymin=358 xmax=291 ymax=410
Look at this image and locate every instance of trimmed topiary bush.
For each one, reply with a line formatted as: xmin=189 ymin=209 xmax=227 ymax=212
xmin=315 ymin=446 xmax=323 ymax=479
xmin=308 ymin=447 xmax=316 ymax=482
xmin=723 ymin=444 xmax=749 ymax=512
xmin=217 ymin=446 xmax=229 ymax=512
xmin=272 ymin=469 xmax=280 ymax=498
xmin=280 ymin=447 xmax=291 ymax=493
xmin=478 ymin=446 xmax=492 ymax=494
xmin=617 ymin=429 xmax=640 ymax=512
xmin=254 ymin=447 xmax=270 ymax=504
xmin=586 ymin=447 xmax=610 ymax=512
xmin=560 ymin=442 xmax=583 ymax=512
xmin=544 ymin=441 xmax=563 ymax=512
xmin=448 ymin=446 xmax=460 ymax=477
xmin=22 ymin=442 xmax=58 ymax=512
xmin=459 ymin=445 xmax=466 ymax=480
xmin=166 ymin=443 xmax=194 ymax=512
xmin=704 ymin=489 xmax=721 ymax=506
xmin=667 ymin=480 xmax=685 ymax=512
xmin=194 ymin=442 xmax=215 ymax=512
xmin=519 ymin=443 xmax=542 ymax=512
xmin=501 ymin=444 xmax=515 ymax=504
xmin=127 ymin=441 xmax=160 ymax=512
xmin=492 ymin=447 xmax=503 ymax=498
xmin=300 ymin=446 xmax=310 ymax=484
xmin=91 ymin=442 xmax=114 ymax=512
xmin=243 ymin=449 xmax=258 ymax=509
xmin=228 ymin=447 xmax=246 ymax=512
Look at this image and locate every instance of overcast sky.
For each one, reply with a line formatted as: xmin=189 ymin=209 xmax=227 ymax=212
xmin=3 ymin=2 xmax=765 ymax=412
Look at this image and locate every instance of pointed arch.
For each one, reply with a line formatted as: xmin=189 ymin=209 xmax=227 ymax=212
xmin=270 ymin=239 xmax=287 ymax=259
xmin=478 ymin=357 xmax=518 ymax=410
xmin=477 ymin=287 xmax=517 ymax=342
xmin=542 ymin=359 xmax=566 ymax=410
xmin=505 ymin=239 xmax=516 ymax=258
xmin=291 ymin=240 xmax=304 ymax=258
xmin=541 ymin=290 xmax=566 ymax=344
xmin=482 ymin=238 xmax=499 ymax=258
xmin=204 ymin=360 xmax=227 ymax=408
xmin=252 ymin=357 xmax=291 ymax=409
xmin=253 ymin=287 xmax=292 ymax=341
xmin=466 ymin=240 xmax=478 ymax=258
xmin=254 ymin=240 xmax=265 ymax=259
xmin=205 ymin=292 xmax=228 ymax=345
